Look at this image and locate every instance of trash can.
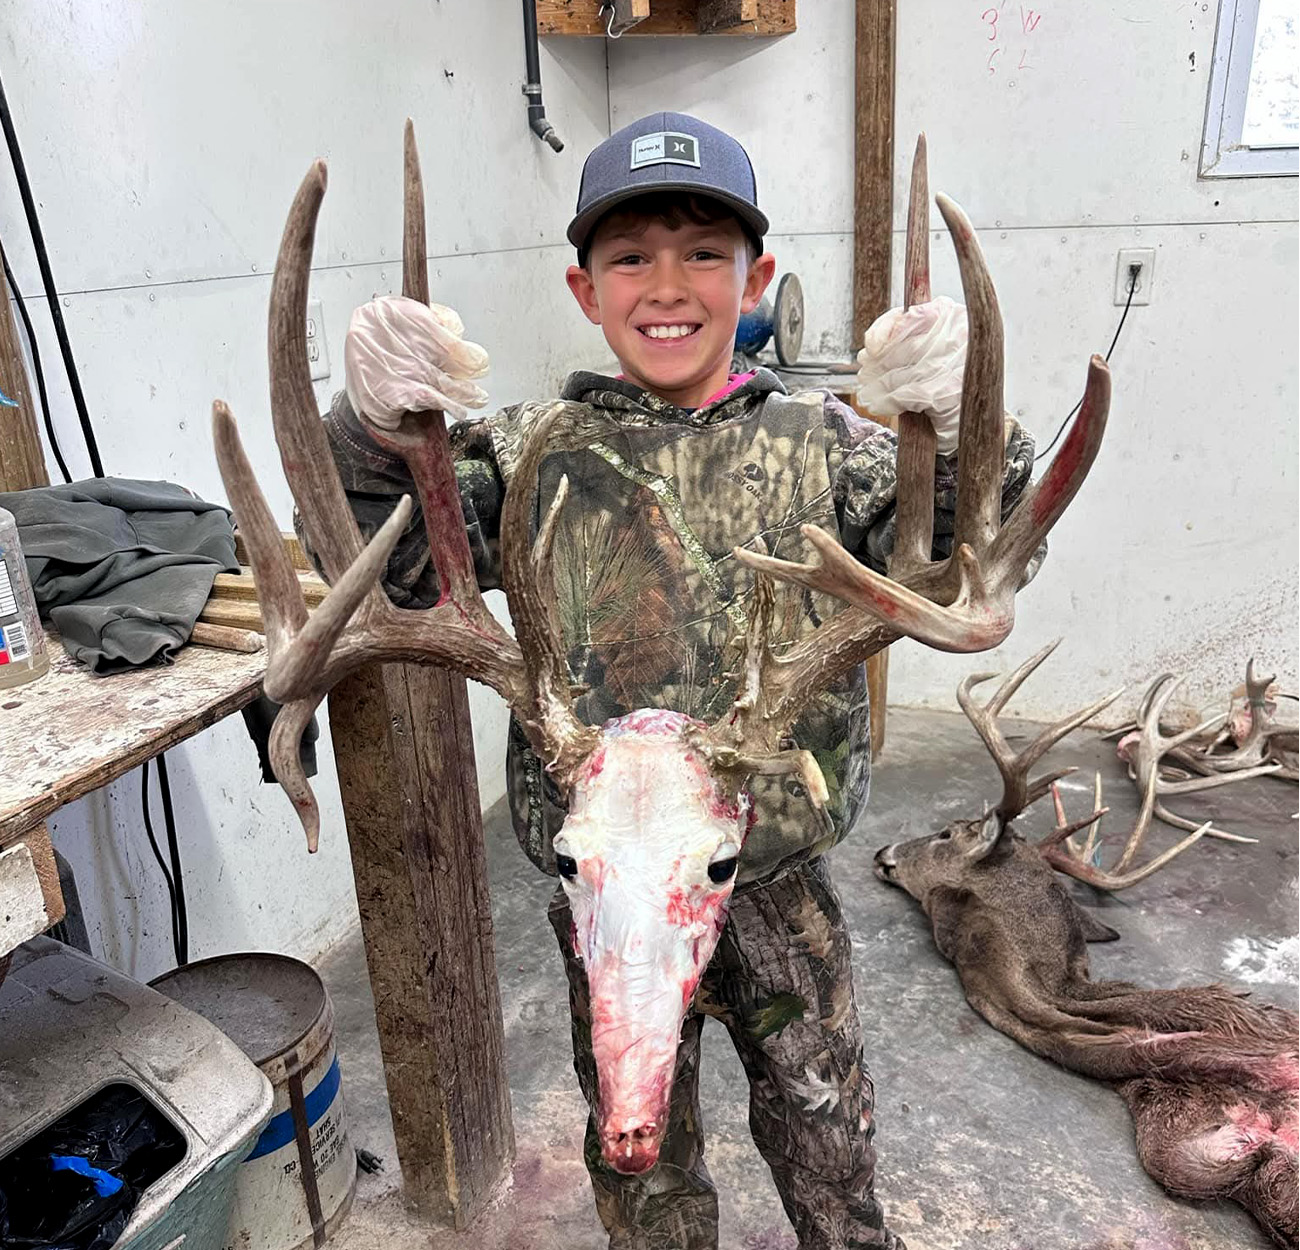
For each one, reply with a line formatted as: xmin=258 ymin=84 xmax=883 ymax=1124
xmin=151 ymin=954 xmax=357 ymax=1250
xmin=0 ymin=937 xmax=273 ymax=1250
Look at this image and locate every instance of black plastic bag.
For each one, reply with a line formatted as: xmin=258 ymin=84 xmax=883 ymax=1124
xmin=0 ymin=1083 xmax=185 ymax=1249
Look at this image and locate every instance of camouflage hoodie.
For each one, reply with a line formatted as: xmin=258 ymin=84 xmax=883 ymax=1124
xmin=311 ymin=368 xmax=1039 ymax=890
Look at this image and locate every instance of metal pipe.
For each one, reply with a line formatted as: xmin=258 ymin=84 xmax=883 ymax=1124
xmin=521 ymin=0 xmax=564 ymax=152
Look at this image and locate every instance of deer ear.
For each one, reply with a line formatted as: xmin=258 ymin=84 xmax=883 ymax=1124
xmin=1071 ymin=902 xmax=1121 ymax=943
xmin=967 ymin=808 xmax=1005 ymax=861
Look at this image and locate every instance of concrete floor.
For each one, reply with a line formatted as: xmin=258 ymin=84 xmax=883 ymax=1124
xmin=318 ymin=706 xmax=1298 ymax=1250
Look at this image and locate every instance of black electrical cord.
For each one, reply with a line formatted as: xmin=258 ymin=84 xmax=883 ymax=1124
xmin=1035 ymin=266 xmax=1139 ymax=462
xmin=1 ymin=242 xmax=71 ymax=483
xmin=156 ymin=753 xmax=189 ymax=965
xmin=0 ymin=66 xmax=104 ymax=476
xmin=141 ymin=760 xmax=183 ymax=965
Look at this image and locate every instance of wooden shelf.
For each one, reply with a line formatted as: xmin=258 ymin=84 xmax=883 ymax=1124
xmin=536 ymin=0 xmax=794 ymax=37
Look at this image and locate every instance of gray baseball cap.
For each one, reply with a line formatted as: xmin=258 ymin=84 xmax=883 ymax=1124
xmin=567 ymin=112 xmax=769 ymax=253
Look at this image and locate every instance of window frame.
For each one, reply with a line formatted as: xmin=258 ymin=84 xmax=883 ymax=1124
xmin=1200 ymin=0 xmax=1298 ymax=178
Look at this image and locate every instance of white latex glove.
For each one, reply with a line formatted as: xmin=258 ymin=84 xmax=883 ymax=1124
xmin=855 ymin=295 xmax=967 ymax=455
xmin=344 ymin=294 xmax=490 ymax=430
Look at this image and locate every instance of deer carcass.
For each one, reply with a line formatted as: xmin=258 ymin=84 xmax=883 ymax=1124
xmin=211 ymin=125 xmax=1109 ymax=1175
xmin=874 ymin=648 xmax=1299 ymax=1246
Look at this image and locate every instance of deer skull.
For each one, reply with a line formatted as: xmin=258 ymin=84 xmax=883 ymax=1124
xmin=556 ymin=710 xmax=750 ymax=1173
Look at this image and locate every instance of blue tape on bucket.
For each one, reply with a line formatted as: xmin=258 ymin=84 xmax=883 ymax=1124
xmin=50 ymin=1154 xmax=125 ymax=1197
xmin=246 ymin=1055 xmax=341 ymax=1161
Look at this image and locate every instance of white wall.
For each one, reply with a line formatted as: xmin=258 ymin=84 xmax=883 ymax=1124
xmin=608 ymin=0 xmax=1299 ymax=721
xmin=1 ymin=0 xmax=609 ymax=979
xmin=6 ymin=1 xmax=1296 ymax=977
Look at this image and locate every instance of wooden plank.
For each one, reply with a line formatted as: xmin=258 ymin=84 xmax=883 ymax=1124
xmin=0 ymin=245 xmax=49 ymax=492
xmin=0 ymin=823 xmax=63 ymax=958
xmin=234 ymin=529 xmax=310 ymax=571
xmin=0 ymin=637 xmax=265 ymax=844
xmin=210 ymin=568 xmax=328 ymax=605
xmin=197 ymin=598 xmax=269 ymax=631
xmin=852 ymin=0 xmax=895 ymax=344
xmin=699 ymin=0 xmax=758 ymax=31
xmin=330 ymin=663 xmax=514 ymax=1226
xmin=536 ymin=0 xmax=793 ymax=36
xmin=189 ymin=622 xmax=265 ymax=654
xmin=611 ymin=0 xmax=651 ymax=35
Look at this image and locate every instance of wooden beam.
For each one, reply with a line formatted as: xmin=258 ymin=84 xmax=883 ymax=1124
xmin=0 ymin=240 xmax=49 ymax=492
xmin=852 ymin=0 xmax=896 ymax=345
xmin=330 ymin=664 xmax=513 ymax=1225
xmin=536 ymin=0 xmax=793 ymax=36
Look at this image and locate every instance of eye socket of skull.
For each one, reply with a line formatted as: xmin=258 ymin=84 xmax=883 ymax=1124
xmin=553 ymin=837 xmax=580 ymax=881
xmin=707 ymin=843 xmax=741 ymax=884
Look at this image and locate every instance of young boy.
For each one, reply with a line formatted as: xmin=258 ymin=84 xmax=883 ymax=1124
xmin=321 ymin=113 xmax=1038 ymax=1250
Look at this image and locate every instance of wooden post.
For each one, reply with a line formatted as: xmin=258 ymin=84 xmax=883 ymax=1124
xmin=331 ymin=665 xmax=513 ymax=1225
xmin=852 ymin=0 xmax=895 ymax=347
xmin=853 ymin=0 xmax=896 ymax=758
xmin=0 ymin=241 xmax=49 ymax=492
xmin=326 ymin=122 xmax=513 ymax=1225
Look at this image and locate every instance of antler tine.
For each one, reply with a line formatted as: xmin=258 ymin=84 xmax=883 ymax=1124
xmin=268 ymin=162 xmax=369 ymax=586
xmin=892 ymin=133 xmax=938 ymax=577
xmin=212 ymin=400 xmax=307 ymax=656
xmin=1124 ymin=674 xmax=1262 ymax=846
xmin=1042 ymin=771 xmax=1214 ymax=892
xmin=403 ymin=118 xmax=429 ymax=305
xmin=935 ymin=192 xmax=1004 ymax=560
xmin=988 ymin=355 xmax=1110 ymax=580
xmin=269 ymin=696 xmax=327 ymax=852
xmin=957 ymin=644 xmax=1123 ymax=820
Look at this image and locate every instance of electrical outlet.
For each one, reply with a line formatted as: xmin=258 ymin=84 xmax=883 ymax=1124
xmin=305 ymin=298 xmax=331 ymax=380
xmin=1114 ymin=248 xmax=1155 ymax=306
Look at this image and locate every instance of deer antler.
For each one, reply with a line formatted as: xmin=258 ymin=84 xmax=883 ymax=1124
xmin=1040 ymin=774 xmax=1212 ymax=891
xmin=213 ymin=123 xmax=598 ymax=849
xmin=712 ymin=136 xmax=1110 ymax=782
xmin=957 ymin=639 xmax=1124 ymax=824
xmin=1119 ymin=674 xmax=1268 ymax=846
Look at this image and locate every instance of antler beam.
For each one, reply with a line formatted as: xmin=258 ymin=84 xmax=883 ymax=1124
xmin=716 ymin=138 xmax=1111 ymax=767
xmin=212 ymin=124 xmax=597 ymax=848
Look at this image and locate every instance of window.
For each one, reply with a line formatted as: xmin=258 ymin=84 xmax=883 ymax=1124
xmin=1201 ymin=0 xmax=1298 ymax=177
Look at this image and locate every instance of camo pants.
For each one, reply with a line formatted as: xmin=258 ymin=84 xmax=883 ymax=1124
xmin=549 ymin=856 xmax=906 ymax=1250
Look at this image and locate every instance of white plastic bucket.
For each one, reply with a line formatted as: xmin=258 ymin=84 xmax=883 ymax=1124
xmin=152 ymin=953 xmax=356 ymax=1250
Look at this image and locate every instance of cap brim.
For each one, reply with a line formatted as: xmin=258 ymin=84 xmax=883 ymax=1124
xmin=567 ymin=184 xmax=770 ymax=252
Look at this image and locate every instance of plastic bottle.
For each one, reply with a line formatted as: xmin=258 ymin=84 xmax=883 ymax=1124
xmin=0 ymin=506 xmax=48 ymax=689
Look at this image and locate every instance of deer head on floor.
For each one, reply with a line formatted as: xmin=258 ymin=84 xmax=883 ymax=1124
xmin=874 ymin=645 xmax=1298 ymax=1245
xmin=211 ymin=128 xmax=1109 ymax=1175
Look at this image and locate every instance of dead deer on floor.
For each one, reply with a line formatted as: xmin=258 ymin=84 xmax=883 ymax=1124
xmin=874 ymin=646 xmax=1299 ymax=1246
xmin=211 ymin=126 xmax=1110 ymax=1176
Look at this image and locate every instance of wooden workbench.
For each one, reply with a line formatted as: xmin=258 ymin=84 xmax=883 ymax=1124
xmin=0 ymin=635 xmax=266 ymax=963
xmin=0 ymin=637 xmax=266 ymax=845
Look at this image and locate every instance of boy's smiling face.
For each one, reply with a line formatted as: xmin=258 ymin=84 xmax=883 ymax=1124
xmin=567 ymin=206 xmax=775 ymax=410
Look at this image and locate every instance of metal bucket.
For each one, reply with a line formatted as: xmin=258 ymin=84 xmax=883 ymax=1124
xmin=152 ymin=953 xmax=356 ymax=1250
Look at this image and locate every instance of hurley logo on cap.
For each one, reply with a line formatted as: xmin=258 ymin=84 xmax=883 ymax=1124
xmin=630 ymin=132 xmax=701 ymax=170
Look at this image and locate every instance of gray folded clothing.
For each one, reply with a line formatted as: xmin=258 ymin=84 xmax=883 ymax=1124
xmin=0 ymin=477 xmax=238 ymax=674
